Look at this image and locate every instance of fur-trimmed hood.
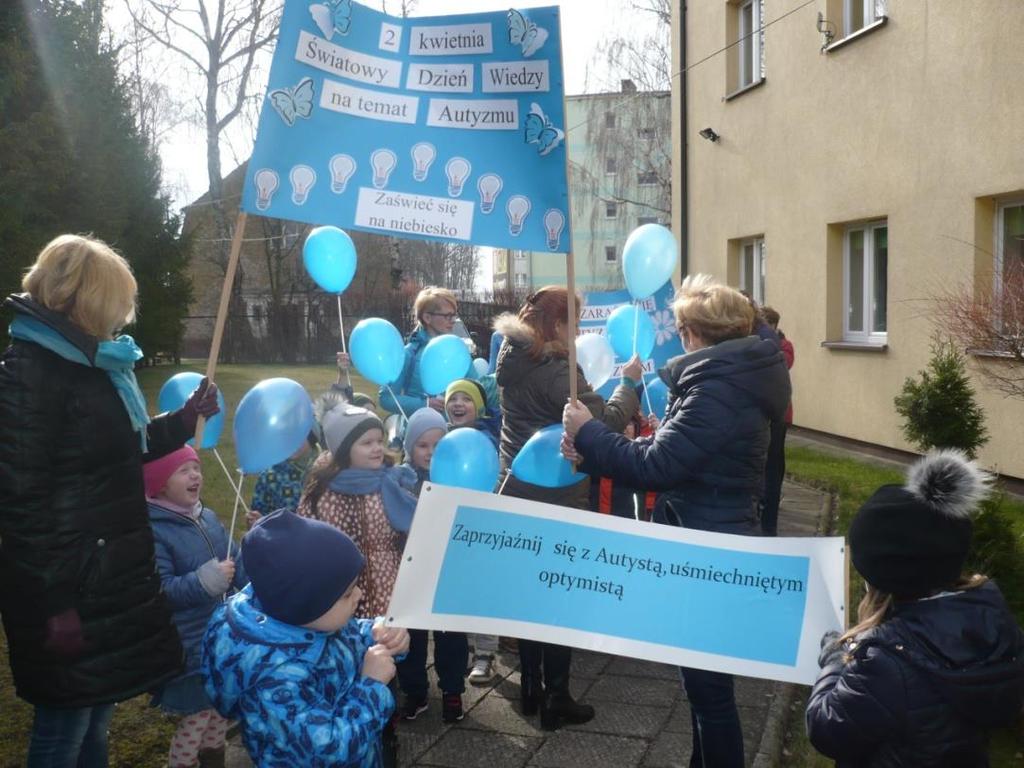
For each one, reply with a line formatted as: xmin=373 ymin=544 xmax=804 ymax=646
xmin=493 ymin=313 xmax=570 ymax=389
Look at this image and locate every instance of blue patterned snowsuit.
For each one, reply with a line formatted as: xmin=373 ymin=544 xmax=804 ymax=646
xmin=201 ymin=586 xmax=394 ymax=767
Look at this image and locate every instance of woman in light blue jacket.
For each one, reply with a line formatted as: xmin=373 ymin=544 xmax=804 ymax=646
xmin=380 ymin=287 xmax=461 ymax=416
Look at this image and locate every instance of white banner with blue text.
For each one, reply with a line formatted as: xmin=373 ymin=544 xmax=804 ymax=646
xmin=387 ymin=484 xmax=846 ymax=685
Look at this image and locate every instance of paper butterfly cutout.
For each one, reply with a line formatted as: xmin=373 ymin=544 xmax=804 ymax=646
xmin=269 ymin=77 xmax=315 ymax=127
xmin=309 ymin=0 xmax=352 ymax=40
xmin=507 ymin=9 xmax=548 ymax=57
xmin=524 ymin=103 xmax=564 ymax=156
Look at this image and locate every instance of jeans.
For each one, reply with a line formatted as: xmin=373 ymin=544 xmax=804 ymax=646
xmin=761 ymin=421 xmax=789 ymax=536
xmin=396 ymin=629 xmax=468 ymax=697
xmin=28 ymin=703 xmax=116 ymax=768
xmin=679 ymin=667 xmax=744 ymax=768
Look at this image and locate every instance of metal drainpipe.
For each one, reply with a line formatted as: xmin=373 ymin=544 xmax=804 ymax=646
xmin=678 ymin=0 xmax=689 ymax=277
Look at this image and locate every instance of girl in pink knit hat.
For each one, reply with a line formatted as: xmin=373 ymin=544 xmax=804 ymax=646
xmin=144 ymin=446 xmax=246 ymax=768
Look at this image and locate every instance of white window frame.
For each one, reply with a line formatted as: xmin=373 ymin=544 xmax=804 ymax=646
xmin=844 ymin=0 xmax=886 ymax=36
xmin=842 ymin=220 xmax=888 ymax=344
xmin=738 ymin=0 xmax=763 ymax=89
xmin=739 ymin=237 xmax=766 ymax=306
xmin=605 ymin=245 xmax=618 ymax=262
xmin=605 ymin=201 xmax=618 ymax=219
xmin=605 ymin=157 xmax=617 ymax=176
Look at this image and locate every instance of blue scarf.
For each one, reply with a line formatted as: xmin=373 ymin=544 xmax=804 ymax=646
xmin=10 ymin=315 xmax=150 ymax=451
xmin=328 ymin=465 xmax=419 ymax=533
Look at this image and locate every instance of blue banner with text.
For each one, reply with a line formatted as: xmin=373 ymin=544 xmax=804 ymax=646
xmin=242 ymin=0 xmax=570 ymax=253
xmin=433 ymin=505 xmax=810 ymax=666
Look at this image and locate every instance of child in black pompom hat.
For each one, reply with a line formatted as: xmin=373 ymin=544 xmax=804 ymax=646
xmin=806 ymin=450 xmax=1024 ymax=767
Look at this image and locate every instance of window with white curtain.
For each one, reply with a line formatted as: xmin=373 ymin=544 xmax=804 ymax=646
xmin=845 ymin=0 xmax=886 ymax=35
xmin=737 ymin=0 xmax=765 ymax=89
xmin=843 ymin=220 xmax=888 ymax=343
xmin=995 ymin=201 xmax=1019 ymax=301
xmin=739 ymin=237 xmax=766 ymax=306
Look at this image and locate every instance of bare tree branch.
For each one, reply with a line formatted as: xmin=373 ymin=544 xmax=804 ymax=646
xmin=124 ymin=1 xmax=208 ymax=73
xmin=934 ymin=258 xmax=1024 ymax=400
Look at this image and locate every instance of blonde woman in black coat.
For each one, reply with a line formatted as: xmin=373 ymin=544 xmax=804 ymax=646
xmin=0 ymin=235 xmax=218 ymax=766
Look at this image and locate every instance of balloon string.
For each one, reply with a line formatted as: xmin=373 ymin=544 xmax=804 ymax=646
xmin=496 ymin=473 xmax=511 ymax=496
xmin=226 ymin=468 xmax=246 ymax=553
xmin=337 ymin=294 xmax=352 ymax=389
xmin=213 ymin=448 xmax=251 ymax=516
xmin=643 ymin=375 xmax=655 ymax=417
xmin=632 ymin=299 xmax=639 ymax=358
xmin=385 ymin=385 xmax=410 ymax=423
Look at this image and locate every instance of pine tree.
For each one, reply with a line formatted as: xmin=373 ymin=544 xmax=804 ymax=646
xmin=894 ymin=337 xmax=989 ymax=458
xmin=0 ymin=0 xmax=191 ymax=358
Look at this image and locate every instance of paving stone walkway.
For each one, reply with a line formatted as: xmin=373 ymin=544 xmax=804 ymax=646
xmin=226 ymin=481 xmax=831 ymax=768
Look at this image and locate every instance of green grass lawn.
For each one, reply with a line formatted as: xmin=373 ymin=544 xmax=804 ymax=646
xmin=0 ymin=360 xmax=376 ymax=767
xmin=781 ymin=444 xmax=1024 ymax=767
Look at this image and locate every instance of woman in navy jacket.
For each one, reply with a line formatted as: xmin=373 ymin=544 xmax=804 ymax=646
xmin=563 ymin=274 xmax=790 ymax=768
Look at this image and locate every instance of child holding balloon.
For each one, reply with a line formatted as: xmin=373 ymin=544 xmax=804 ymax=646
xmin=144 ymin=445 xmax=246 ymax=768
xmin=296 ymin=404 xmax=418 ymax=753
xmin=298 ymin=404 xmax=416 ymax=628
xmin=393 ymin=407 xmax=470 ymax=722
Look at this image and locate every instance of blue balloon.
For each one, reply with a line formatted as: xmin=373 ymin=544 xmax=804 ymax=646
xmin=157 ymin=372 xmax=226 ymax=449
xmin=643 ymin=376 xmax=670 ymax=419
xmin=605 ymin=304 xmax=655 ymax=361
xmin=350 ymin=318 xmax=405 ymax=386
xmin=420 ymin=334 xmax=471 ymax=395
xmin=233 ymin=378 xmax=314 ymax=474
xmin=510 ymin=424 xmax=584 ymax=488
xmin=622 ymin=224 xmax=678 ymax=300
xmin=431 ymin=428 xmax=499 ymax=492
xmin=303 ymin=226 xmax=357 ymax=293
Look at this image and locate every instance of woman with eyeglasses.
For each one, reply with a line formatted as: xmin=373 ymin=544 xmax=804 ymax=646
xmin=380 ymin=286 xmax=471 ymax=416
xmin=561 ymin=274 xmax=790 ymax=768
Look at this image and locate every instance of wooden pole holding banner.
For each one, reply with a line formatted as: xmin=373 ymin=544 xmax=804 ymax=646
xmin=195 ymin=211 xmax=248 ymax=449
xmin=558 ymin=10 xmax=578 ymax=406
xmin=566 ymin=253 xmax=578 ymax=404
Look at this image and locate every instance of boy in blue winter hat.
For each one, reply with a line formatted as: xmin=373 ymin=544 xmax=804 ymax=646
xmin=201 ymin=510 xmax=409 ymax=768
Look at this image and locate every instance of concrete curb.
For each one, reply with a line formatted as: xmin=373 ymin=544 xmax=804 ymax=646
xmin=750 ymin=484 xmax=836 ymax=768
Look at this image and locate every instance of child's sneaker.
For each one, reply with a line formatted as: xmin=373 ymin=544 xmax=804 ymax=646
xmin=402 ymin=694 xmax=429 ymax=720
xmin=441 ymin=692 xmax=464 ymax=723
xmin=468 ymin=654 xmax=496 ymax=685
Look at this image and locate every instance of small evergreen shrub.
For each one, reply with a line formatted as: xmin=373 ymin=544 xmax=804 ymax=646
xmin=894 ymin=337 xmax=989 ymax=459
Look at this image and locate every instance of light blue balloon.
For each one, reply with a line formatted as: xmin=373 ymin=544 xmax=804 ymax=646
xmin=350 ymin=318 xmax=405 ymax=386
xmin=431 ymin=428 xmax=499 ymax=492
xmin=622 ymin=224 xmax=678 ymax=300
xmin=510 ymin=424 xmax=584 ymax=488
xmin=233 ymin=378 xmax=314 ymax=474
xmin=605 ymin=304 xmax=655 ymax=361
xmin=157 ymin=372 xmax=227 ymax=449
xmin=420 ymin=334 xmax=471 ymax=395
xmin=303 ymin=226 xmax=357 ymax=293
xmin=644 ymin=375 xmax=670 ymax=419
